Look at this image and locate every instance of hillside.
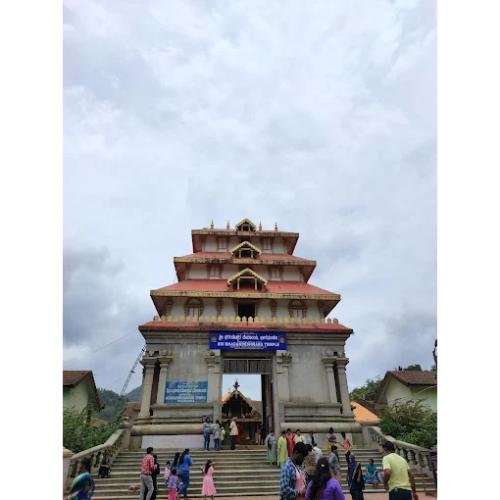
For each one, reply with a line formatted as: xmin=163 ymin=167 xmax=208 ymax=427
xmin=125 ymin=385 xmax=142 ymax=401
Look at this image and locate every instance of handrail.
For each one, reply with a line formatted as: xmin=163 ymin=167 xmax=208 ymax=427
xmin=67 ymin=428 xmax=125 ymax=481
xmin=366 ymin=426 xmax=433 ymax=476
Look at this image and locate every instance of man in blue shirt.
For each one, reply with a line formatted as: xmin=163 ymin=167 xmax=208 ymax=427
xmin=279 ymin=441 xmax=308 ymax=500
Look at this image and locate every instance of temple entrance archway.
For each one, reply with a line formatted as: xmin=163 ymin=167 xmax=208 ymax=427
xmin=221 ymin=352 xmax=275 ymax=442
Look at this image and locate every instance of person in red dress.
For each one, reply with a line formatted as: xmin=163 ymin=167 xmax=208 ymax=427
xmin=285 ymin=428 xmax=296 ymax=457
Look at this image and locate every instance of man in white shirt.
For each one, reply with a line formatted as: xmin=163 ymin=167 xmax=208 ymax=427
xmin=229 ymin=417 xmax=239 ymax=450
xmin=312 ymin=444 xmax=323 ymax=461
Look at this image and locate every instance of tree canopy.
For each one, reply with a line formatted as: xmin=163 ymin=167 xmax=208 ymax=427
xmin=349 ymin=378 xmax=382 ymax=401
xmin=380 ymin=399 xmax=437 ymax=449
xmin=63 ymin=408 xmax=122 ymax=453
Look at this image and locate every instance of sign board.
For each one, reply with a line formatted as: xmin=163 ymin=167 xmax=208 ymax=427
xmin=164 ymin=380 xmax=208 ymax=404
xmin=209 ymin=331 xmax=287 ymax=351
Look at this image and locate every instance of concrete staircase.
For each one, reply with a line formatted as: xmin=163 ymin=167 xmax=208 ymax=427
xmin=92 ymin=446 xmax=435 ymax=499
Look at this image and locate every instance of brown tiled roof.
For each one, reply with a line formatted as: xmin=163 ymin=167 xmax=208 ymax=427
xmin=389 ymin=370 xmax=437 ymax=387
xmin=63 ymin=370 xmax=102 ymax=409
xmin=63 ymin=370 xmax=92 ymax=386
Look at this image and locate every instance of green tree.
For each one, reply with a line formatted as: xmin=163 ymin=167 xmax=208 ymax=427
xmin=402 ymin=364 xmax=422 ymax=371
xmin=380 ymin=399 xmax=437 ymax=449
xmin=98 ymin=388 xmax=128 ymax=422
xmin=350 ymin=378 xmax=382 ymax=401
xmin=63 ymin=408 xmax=122 ymax=453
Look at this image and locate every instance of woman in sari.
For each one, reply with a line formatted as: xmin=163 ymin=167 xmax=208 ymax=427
xmin=66 ymin=458 xmax=95 ymax=500
xmin=347 ymin=454 xmax=365 ymax=500
xmin=264 ymin=431 xmax=277 ymax=465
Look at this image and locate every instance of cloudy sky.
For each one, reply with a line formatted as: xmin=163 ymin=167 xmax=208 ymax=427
xmin=63 ymin=0 xmax=436 ymax=398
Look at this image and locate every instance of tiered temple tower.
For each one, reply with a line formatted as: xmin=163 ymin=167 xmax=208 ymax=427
xmin=130 ymin=218 xmax=361 ymax=449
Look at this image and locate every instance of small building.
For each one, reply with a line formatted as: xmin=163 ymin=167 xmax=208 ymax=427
xmin=351 ymin=400 xmax=380 ymax=425
xmin=63 ymin=370 xmax=103 ymax=419
xmin=221 ymin=381 xmax=263 ymax=444
xmin=375 ymin=370 xmax=437 ymax=412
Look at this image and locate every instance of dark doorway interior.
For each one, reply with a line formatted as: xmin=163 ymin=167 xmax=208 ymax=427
xmin=238 ymin=302 xmax=256 ymax=318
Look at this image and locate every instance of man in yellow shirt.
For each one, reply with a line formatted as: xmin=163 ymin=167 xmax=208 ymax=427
xmin=381 ymin=441 xmax=418 ymax=500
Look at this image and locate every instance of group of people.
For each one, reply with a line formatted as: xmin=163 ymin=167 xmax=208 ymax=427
xmin=201 ymin=416 xmax=239 ymax=451
xmin=65 ymin=427 xmax=419 ymax=500
xmin=138 ymin=447 xmax=217 ymax=500
xmin=278 ymin=436 xmax=419 ymax=500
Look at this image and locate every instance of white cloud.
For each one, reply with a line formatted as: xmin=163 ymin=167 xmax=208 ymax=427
xmin=64 ymin=0 xmax=436 ymax=393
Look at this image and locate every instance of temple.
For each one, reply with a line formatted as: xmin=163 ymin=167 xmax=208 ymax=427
xmin=130 ymin=219 xmax=362 ymax=449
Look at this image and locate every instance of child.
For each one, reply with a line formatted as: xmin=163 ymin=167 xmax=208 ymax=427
xmin=167 ymin=468 xmax=180 ymax=500
xmin=164 ymin=460 xmax=171 ymax=489
xmin=201 ymin=460 xmax=217 ymax=500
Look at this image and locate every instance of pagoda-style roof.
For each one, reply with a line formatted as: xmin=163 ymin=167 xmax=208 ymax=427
xmin=173 ymin=252 xmax=317 ymax=281
xmin=150 ymin=279 xmax=341 ymax=316
xmin=227 ymin=268 xmax=268 ymax=286
xmin=151 ymin=279 xmax=337 ymax=297
xmin=191 ymin=223 xmax=299 ymax=253
xmin=221 ymin=381 xmax=262 ymax=420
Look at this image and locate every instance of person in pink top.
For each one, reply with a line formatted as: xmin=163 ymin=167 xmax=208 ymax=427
xmin=201 ymin=460 xmax=217 ymax=500
xmin=167 ymin=468 xmax=180 ymax=500
xmin=341 ymin=431 xmax=352 ymax=462
xmin=140 ymin=447 xmax=155 ymax=500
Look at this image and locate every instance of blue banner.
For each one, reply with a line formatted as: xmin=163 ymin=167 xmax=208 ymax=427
xmin=209 ymin=331 xmax=287 ymax=351
xmin=164 ymin=380 xmax=208 ymax=404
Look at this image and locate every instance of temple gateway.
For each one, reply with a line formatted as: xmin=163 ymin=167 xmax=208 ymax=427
xmin=130 ymin=219 xmax=362 ymax=449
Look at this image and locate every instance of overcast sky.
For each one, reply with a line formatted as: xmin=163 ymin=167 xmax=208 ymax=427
xmin=63 ymin=0 xmax=436 ymax=399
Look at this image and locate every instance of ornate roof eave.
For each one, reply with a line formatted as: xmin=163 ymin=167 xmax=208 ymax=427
xmin=173 ymin=256 xmax=317 ymax=281
xmin=229 ymin=240 xmax=262 ymax=254
xmin=151 ymin=289 xmax=340 ymax=301
xmin=235 ymin=218 xmax=257 ymax=231
xmin=139 ymin=319 xmax=352 ymax=335
xmin=191 ymin=230 xmax=299 ymax=253
xmin=173 ymin=256 xmax=316 ymax=267
xmin=227 ymin=267 xmax=268 ymax=285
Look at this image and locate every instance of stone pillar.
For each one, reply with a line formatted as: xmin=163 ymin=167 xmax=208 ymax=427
xmin=205 ymin=350 xmax=222 ymax=420
xmin=139 ymin=355 xmax=157 ymax=418
xmin=274 ymin=351 xmax=292 ymax=431
xmin=276 ymin=352 xmax=292 ymax=401
xmin=156 ymin=350 xmax=174 ymax=404
xmin=336 ymin=358 xmax=353 ymax=416
xmin=321 ymin=351 xmax=339 ymax=403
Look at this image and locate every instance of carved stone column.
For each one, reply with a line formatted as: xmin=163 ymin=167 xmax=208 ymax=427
xmin=205 ymin=350 xmax=222 ymax=420
xmin=156 ymin=350 xmax=174 ymax=404
xmin=139 ymin=353 xmax=157 ymax=418
xmin=335 ymin=358 xmax=353 ymax=416
xmin=276 ymin=352 xmax=292 ymax=401
xmin=321 ymin=350 xmax=339 ymax=404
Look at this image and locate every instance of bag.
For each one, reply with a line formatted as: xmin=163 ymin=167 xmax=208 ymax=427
xmin=294 ymin=466 xmax=306 ymax=495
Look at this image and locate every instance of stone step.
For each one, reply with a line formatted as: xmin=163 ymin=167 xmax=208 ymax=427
xmin=118 ymin=448 xmax=380 ymax=456
xmin=91 ymin=486 xmax=434 ymax=499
